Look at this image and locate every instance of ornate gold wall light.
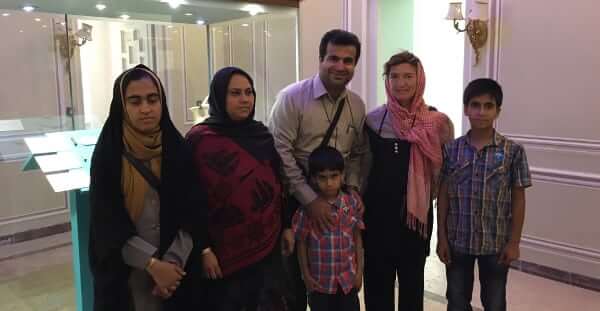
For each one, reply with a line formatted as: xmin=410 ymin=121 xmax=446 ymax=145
xmin=56 ymin=23 xmax=93 ymax=58
xmin=446 ymin=1 xmax=489 ymax=65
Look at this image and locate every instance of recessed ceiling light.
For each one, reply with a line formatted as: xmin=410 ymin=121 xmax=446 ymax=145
xmin=167 ymin=25 xmax=174 ymax=29
xmin=241 ymin=4 xmax=264 ymax=16
xmin=19 ymin=29 xmax=24 ymax=33
xmin=241 ymin=23 xmax=249 ymax=27
xmin=96 ymin=4 xmax=107 ymax=11
xmin=196 ymin=20 xmax=205 ymax=25
xmin=164 ymin=0 xmax=184 ymax=9
xmin=2 ymin=13 xmax=11 ymax=17
xmin=184 ymin=13 xmax=193 ymax=16
xmin=34 ymin=18 xmax=41 ymax=22
xmin=120 ymin=14 xmax=130 ymax=20
xmin=22 ymin=5 xmax=37 ymax=13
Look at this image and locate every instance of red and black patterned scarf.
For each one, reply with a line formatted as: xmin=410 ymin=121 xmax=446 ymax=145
xmin=186 ymin=67 xmax=284 ymax=276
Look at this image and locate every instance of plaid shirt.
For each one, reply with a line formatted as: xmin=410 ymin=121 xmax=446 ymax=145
xmin=441 ymin=131 xmax=532 ymax=255
xmin=292 ymin=191 xmax=364 ymax=294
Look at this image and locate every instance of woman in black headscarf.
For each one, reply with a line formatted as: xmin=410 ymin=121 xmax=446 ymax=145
xmin=186 ymin=67 xmax=293 ymax=311
xmin=89 ymin=64 xmax=206 ymax=310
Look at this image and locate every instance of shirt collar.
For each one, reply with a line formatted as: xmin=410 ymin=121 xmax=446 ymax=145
xmin=464 ymin=130 xmax=505 ymax=149
xmin=313 ymin=74 xmax=348 ymax=102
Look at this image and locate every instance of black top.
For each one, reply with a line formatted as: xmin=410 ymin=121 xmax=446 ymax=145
xmin=363 ymin=120 xmax=433 ymax=257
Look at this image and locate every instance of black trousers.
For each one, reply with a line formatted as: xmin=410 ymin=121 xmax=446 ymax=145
xmin=284 ymin=248 xmax=307 ymax=311
xmin=309 ymin=288 xmax=360 ymax=311
xmin=363 ymin=228 xmax=429 ymax=311
xmin=203 ymin=250 xmax=288 ymax=311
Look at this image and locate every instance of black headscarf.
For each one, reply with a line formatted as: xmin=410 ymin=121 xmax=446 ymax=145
xmin=199 ymin=66 xmax=278 ymax=162
xmin=89 ymin=64 xmax=204 ymax=310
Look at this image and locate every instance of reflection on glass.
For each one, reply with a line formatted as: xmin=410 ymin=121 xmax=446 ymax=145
xmin=0 ymin=0 xmax=298 ymax=238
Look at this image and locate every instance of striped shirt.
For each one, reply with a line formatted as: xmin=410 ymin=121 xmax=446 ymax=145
xmin=440 ymin=131 xmax=532 ymax=255
xmin=292 ymin=191 xmax=364 ymax=294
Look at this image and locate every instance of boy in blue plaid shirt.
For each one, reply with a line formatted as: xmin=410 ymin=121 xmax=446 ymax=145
xmin=436 ymin=79 xmax=532 ymax=311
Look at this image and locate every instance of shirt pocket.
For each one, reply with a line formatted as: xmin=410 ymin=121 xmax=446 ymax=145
xmin=335 ymin=120 xmax=358 ymax=154
xmin=485 ymin=163 xmax=510 ymax=202
xmin=448 ymin=161 xmax=472 ymax=196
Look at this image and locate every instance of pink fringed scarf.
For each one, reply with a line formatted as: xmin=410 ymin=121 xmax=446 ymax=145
xmin=385 ymin=62 xmax=453 ymax=237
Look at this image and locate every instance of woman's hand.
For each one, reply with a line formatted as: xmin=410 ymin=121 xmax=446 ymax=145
xmin=302 ymin=271 xmax=321 ymax=293
xmin=152 ymin=284 xmax=174 ymax=300
xmin=281 ymin=229 xmax=295 ymax=256
xmin=147 ymin=259 xmax=185 ymax=289
xmin=202 ymin=249 xmax=223 ymax=279
xmin=353 ymin=273 xmax=363 ymax=291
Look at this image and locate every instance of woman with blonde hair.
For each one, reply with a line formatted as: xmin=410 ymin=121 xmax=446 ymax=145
xmin=362 ymin=52 xmax=454 ymax=311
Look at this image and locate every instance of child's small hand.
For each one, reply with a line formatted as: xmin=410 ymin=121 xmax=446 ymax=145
xmin=353 ymin=273 xmax=363 ymax=291
xmin=302 ymin=272 xmax=321 ymax=292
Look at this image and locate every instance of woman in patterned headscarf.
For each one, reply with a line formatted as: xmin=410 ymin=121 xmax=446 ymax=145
xmin=362 ymin=52 xmax=454 ymax=311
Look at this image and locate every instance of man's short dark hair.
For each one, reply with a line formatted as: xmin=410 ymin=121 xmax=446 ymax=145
xmin=463 ymin=78 xmax=503 ymax=107
xmin=319 ymin=29 xmax=361 ymax=64
xmin=308 ymin=146 xmax=345 ymax=177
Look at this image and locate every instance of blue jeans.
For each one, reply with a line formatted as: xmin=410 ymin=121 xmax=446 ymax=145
xmin=446 ymin=251 xmax=509 ymax=311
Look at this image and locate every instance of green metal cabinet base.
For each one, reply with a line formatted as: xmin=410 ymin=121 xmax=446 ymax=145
xmin=67 ymin=189 xmax=94 ymax=311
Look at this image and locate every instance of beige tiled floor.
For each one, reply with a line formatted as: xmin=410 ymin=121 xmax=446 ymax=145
xmin=0 ymin=240 xmax=599 ymax=311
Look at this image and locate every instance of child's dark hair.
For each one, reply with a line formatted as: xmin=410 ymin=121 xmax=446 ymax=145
xmin=319 ymin=29 xmax=361 ymax=64
xmin=463 ymin=78 xmax=503 ymax=108
xmin=308 ymin=146 xmax=345 ymax=177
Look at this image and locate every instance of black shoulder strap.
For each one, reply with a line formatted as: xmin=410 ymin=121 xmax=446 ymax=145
xmin=123 ymin=151 xmax=161 ymax=192
xmin=320 ymin=98 xmax=346 ymax=148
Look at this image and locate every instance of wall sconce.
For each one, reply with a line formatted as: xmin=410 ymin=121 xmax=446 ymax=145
xmin=189 ymin=96 xmax=209 ymax=124
xmin=56 ymin=23 xmax=93 ymax=58
xmin=446 ymin=1 xmax=489 ymax=65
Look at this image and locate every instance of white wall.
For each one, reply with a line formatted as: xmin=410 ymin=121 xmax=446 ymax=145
xmin=471 ymin=0 xmax=600 ymax=278
xmin=298 ymin=0 xmax=376 ymax=108
xmin=210 ymin=12 xmax=298 ymax=124
xmin=413 ymin=0 xmax=464 ymax=137
xmin=298 ymin=0 xmax=344 ymax=80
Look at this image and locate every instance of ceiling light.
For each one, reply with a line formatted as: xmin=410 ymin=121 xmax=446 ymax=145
xmin=22 ymin=5 xmax=37 ymax=12
xmin=96 ymin=4 xmax=107 ymax=11
xmin=163 ymin=0 xmax=184 ymax=9
xmin=241 ymin=23 xmax=249 ymax=27
xmin=120 ymin=14 xmax=130 ymax=20
xmin=34 ymin=18 xmax=41 ymax=22
xmin=185 ymin=13 xmax=193 ymax=16
xmin=196 ymin=19 xmax=205 ymax=25
xmin=42 ymin=25 xmax=47 ymax=28
xmin=241 ymin=4 xmax=264 ymax=16
xmin=2 ymin=13 xmax=11 ymax=17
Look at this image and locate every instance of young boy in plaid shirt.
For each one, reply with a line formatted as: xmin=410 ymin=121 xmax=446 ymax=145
xmin=437 ymin=79 xmax=532 ymax=311
xmin=292 ymin=146 xmax=364 ymax=311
